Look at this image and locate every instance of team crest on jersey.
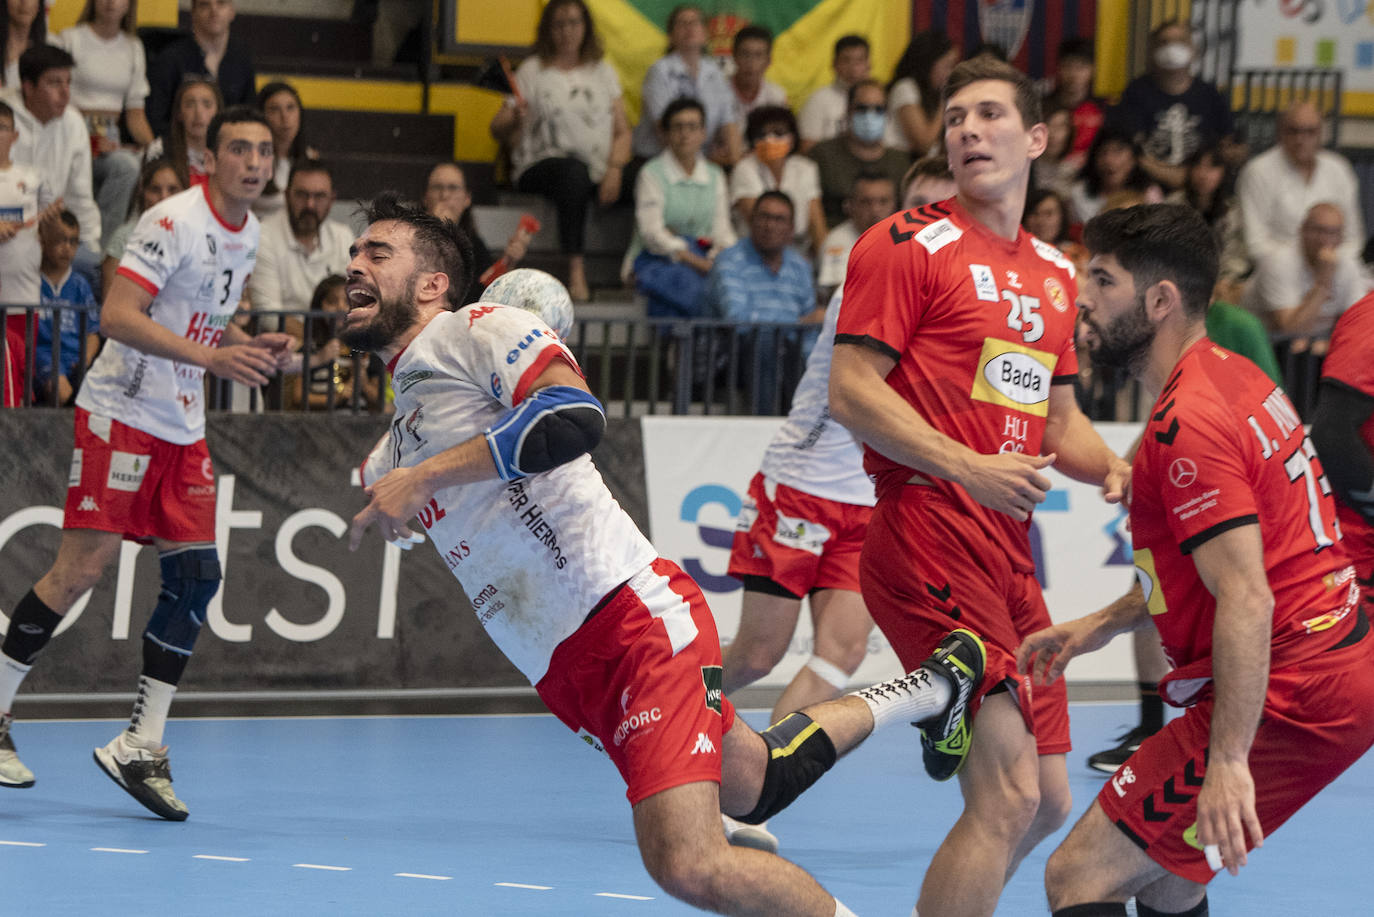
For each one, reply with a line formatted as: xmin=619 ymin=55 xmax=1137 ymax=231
xmin=205 ymin=234 xmax=216 ymax=255
xmin=969 ymin=264 xmax=998 ymax=302
xmin=916 ymin=219 xmax=962 ymax=255
xmin=1044 ymin=277 xmax=1069 ymax=313
xmin=970 ymin=338 xmax=1054 ymax=416
xmin=490 ymin=372 xmax=502 ymax=398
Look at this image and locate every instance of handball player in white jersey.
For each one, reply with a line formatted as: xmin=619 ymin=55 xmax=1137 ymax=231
xmin=0 ymin=107 xmax=293 ymax=820
xmin=720 ymin=157 xmax=957 ymax=853
xmin=343 ymin=192 xmax=987 ymax=916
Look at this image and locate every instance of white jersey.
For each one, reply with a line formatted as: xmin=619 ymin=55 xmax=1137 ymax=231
xmin=758 ymin=288 xmax=875 ymax=506
xmin=77 ymin=184 xmax=259 ymax=444
xmin=360 ymin=305 xmax=657 ymax=684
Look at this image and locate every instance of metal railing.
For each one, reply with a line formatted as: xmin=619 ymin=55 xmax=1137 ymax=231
xmin=4 ymin=306 xmax=1336 ymax=423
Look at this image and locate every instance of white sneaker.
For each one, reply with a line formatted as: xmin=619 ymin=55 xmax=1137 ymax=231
xmin=93 ymin=730 xmax=188 ymax=821
xmin=722 ymin=813 xmax=779 ymax=853
xmin=0 ymin=713 xmax=35 ymax=788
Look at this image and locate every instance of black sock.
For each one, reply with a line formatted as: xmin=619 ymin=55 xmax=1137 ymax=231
xmin=1139 ymin=681 xmax=1164 ymax=733
xmin=1137 ymin=895 xmax=1208 ymax=917
xmin=141 ymin=635 xmax=190 ymax=686
xmin=1052 ymin=905 xmax=1128 ymax=917
xmin=2 ymin=589 xmax=63 ymax=665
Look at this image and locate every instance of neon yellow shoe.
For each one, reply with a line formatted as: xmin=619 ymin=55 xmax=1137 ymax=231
xmin=917 ymin=629 xmax=987 ymax=781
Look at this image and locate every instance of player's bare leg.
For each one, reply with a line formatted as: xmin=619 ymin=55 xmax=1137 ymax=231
xmin=1007 ymin=753 xmax=1071 ymax=882
xmin=634 ymin=780 xmax=857 ymax=916
xmin=1044 ymin=800 xmax=1202 ymax=914
xmin=917 ymin=692 xmax=1049 ymax=917
xmin=771 ymin=589 xmax=873 ymax=724
xmin=721 ymin=591 xmax=803 ymax=699
xmin=0 ymin=529 xmax=122 ymax=788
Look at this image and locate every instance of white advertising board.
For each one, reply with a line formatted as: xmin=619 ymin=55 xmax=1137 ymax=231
xmin=642 ymin=417 xmax=1145 ymax=688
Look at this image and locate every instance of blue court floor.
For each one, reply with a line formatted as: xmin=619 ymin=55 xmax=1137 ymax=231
xmin=0 ymin=703 xmax=1369 ymax=916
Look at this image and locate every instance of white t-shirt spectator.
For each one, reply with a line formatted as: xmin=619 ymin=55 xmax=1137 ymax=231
xmin=728 ymin=153 xmax=821 ymax=246
xmin=511 ymin=56 xmax=622 ymax=184
xmin=1237 ymin=146 xmax=1365 ymax=263
xmin=883 ymin=77 xmax=921 ymax=152
xmin=1244 ymin=244 xmax=1370 ymax=337
xmin=248 ymin=209 xmax=354 ymax=316
xmin=55 ymin=24 xmax=150 ymax=115
xmin=0 ymin=160 xmax=53 ymax=306
xmin=798 ymin=82 xmax=849 ymax=145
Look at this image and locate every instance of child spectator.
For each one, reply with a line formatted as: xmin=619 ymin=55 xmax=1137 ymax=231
xmin=101 ymin=156 xmax=184 ymax=294
xmin=34 ymin=209 xmax=99 ymax=404
xmin=0 ymin=97 xmax=55 ymax=316
xmin=286 ymin=274 xmax=382 ymax=411
xmin=144 ymin=76 xmax=220 ymax=189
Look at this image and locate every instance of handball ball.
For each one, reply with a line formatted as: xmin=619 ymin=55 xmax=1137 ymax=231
xmin=480 ymin=268 xmax=575 ymax=338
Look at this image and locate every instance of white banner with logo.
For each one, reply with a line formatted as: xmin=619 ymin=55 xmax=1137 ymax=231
xmin=1236 ymin=1 xmax=1374 ymax=101
xmin=642 ymin=417 xmax=1145 ymax=688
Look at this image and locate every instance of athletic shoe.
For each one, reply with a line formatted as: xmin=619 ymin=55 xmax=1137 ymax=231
xmin=0 ymin=713 xmax=35 ymax=788
xmin=917 ymin=629 xmax=987 ymax=782
xmin=93 ymin=731 xmax=189 ymax=821
xmin=1086 ymin=725 xmax=1153 ymax=775
xmin=722 ymin=814 xmax=779 ymax=854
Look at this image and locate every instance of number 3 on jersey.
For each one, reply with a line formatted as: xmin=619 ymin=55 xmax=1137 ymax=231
xmin=1004 ymin=291 xmax=1044 ymax=343
xmin=219 ymin=269 xmax=234 ymax=305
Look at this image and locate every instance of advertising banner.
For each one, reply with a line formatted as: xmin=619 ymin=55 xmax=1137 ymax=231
xmin=642 ymin=417 xmax=1145 ymax=688
xmin=1236 ymin=0 xmax=1374 ymax=112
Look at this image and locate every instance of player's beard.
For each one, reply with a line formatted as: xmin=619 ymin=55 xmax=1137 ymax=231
xmin=339 ymin=277 xmax=419 ymax=353
xmin=1088 ymin=291 xmax=1156 ymax=378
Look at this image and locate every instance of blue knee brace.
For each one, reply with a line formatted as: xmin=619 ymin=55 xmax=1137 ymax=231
xmin=144 ymin=546 xmax=221 ymax=656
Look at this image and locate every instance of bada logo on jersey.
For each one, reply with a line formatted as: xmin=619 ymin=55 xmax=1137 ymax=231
xmin=970 ymin=338 xmax=1055 ymax=416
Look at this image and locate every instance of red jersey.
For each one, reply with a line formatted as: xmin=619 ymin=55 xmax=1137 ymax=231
xmin=837 ymin=196 xmax=1080 ymax=572
xmin=1132 ymin=339 xmax=1356 ymax=699
xmin=1319 ymin=293 xmax=1374 ymax=567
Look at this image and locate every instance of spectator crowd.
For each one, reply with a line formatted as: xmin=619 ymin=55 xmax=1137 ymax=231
xmin=2 ymin=0 xmax=1371 ymax=416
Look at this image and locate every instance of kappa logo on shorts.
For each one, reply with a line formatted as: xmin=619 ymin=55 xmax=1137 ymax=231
xmin=691 ymin=732 xmax=717 ymax=755
xmin=701 ymin=665 xmax=723 ymax=715
xmin=106 ymin=451 xmax=151 ymax=493
xmin=77 ymin=496 xmax=99 ymax=512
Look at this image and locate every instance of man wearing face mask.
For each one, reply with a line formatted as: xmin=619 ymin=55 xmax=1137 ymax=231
xmin=729 ymin=106 xmax=825 ymax=256
xmin=807 ymin=79 xmax=911 ymax=229
xmin=1112 ymin=21 xmax=1239 ymax=191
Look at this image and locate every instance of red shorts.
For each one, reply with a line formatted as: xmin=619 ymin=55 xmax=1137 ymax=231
xmin=64 ymin=407 xmax=217 ymax=543
xmin=1097 ymin=627 xmax=1374 ymax=883
xmin=859 ymin=485 xmax=1069 ymax=754
xmin=726 ymin=472 xmax=872 ymax=597
xmin=536 ymin=557 xmax=738 ymax=806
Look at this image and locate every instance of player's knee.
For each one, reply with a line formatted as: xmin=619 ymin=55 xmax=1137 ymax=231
xmin=1044 ymin=843 xmax=1080 ymax=909
xmin=641 ymin=844 xmax=723 ymax=910
xmin=1037 ymin=779 xmax=1074 ymax=834
xmin=732 ymin=641 xmax=787 ymax=683
xmin=145 ymin=546 xmax=221 ymax=655
xmin=734 ymin=712 xmax=837 ymax=824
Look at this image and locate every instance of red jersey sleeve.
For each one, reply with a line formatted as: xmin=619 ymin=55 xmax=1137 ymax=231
xmin=1322 ymin=292 xmax=1374 ymax=397
xmin=1142 ymin=385 xmax=1258 ymax=555
xmin=835 ymin=208 xmax=939 ymax=360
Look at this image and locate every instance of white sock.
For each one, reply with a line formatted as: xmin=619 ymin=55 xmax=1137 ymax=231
xmin=855 ymin=668 xmax=951 ymax=730
xmin=128 ymin=675 xmax=176 ymax=745
xmin=834 ymin=899 xmax=859 ymax=917
xmin=804 ymin=655 xmax=850 ymax=692
xmin=0 ymin=653 xmax=32 ymax=713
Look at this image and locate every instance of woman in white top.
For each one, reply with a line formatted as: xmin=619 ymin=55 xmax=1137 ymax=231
xmin=884 ymin=29 xmax=958 ymax=155
xmin=729 ymin=105 xmax=824 ymax=257
xmin=489 ymin=0 xmax=628 ymax=302
xmin=57 ymin=0 xmax=153 ymax=251
xmin=254 ymin=81 xmax=319 ymax=218
xmin=0 ymin=0 xmax=42 ymax=90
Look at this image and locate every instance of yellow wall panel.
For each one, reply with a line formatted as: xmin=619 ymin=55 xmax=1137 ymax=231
xmin=454 ymin=0 xmax=542 ymax=46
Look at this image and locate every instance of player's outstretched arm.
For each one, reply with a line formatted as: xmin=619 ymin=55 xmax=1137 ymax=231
xmin=1190 ymin=522 xmax=1272 ymax=876
xmin=829 ymin=341 xmax=1058 ymax=521
xmin=1016 ymin=582 xmax=1152 ymax=686
xmin=221 ymin=321 xmax=296 ymax=371
xmin=1042 ymin=382 xmax=1132 ymax=503
xmin=349 ymin=360 xmax=601 ymax=550
xmin=100 ymin=274 xmax=280 ymax=386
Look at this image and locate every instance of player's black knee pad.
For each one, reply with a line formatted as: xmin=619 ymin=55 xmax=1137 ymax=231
xmin=1136 ymin=896 xmax=1207 ymax=917
xmin=145 ymin=546 xmax=221 ymax=656
xmin=735 ymin=713 xmax=837 ymax=825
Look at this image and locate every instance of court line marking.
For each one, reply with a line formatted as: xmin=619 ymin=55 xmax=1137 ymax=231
xmin=395 ymin=872 xmax=452 ymax=881
xmin=596 ymin=892 xmax=654 ymax=900
xmin=495 ymin=882 xmax=554 ymax=890
xmin=91 ymin=847 xmax=148 ymax=854
xmin=194 ymin=854 xmax=251 ymax=862
xmin=292 ymin=863 xmax=351 ymax=871
xmin=0 ymin=840 xmax=45 ymax=847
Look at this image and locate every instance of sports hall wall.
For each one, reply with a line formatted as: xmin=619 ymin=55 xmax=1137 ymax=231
xmin=0 ymin=413 xmax=1141 ymax=703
